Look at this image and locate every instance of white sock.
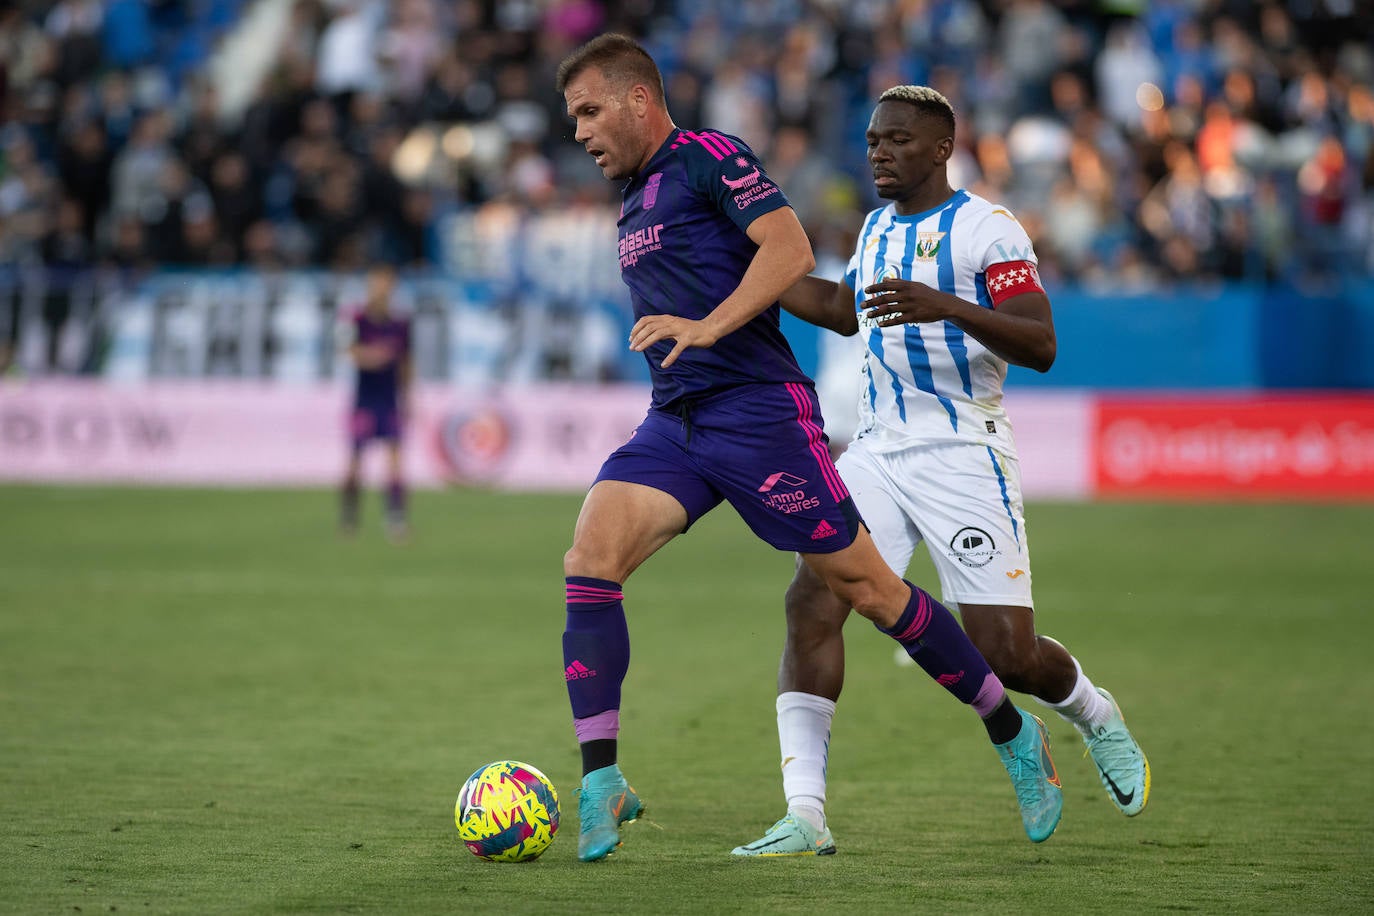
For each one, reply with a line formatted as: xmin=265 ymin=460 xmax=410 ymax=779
xmin=1038 ymin=656 xmax=1113 ymax=736
xmin=777 ymin=691 xmax=835 ymax=829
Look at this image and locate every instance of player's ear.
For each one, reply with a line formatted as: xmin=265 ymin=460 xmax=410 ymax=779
xmin=629 ymin=83 xmax=650 ymax=117
xmin=934 ymin=136 xmax=954 ymax=164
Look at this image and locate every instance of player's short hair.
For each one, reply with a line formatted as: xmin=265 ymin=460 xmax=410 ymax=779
xmin=878 ymin=85 xmax=956 ymax=137
xmin=555 ymin=33 xmax=666 ymax=106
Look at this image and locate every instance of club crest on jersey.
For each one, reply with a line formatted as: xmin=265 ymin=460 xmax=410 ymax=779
xmin=914 ymin=231 xmax=945 ymax=261
xmin=643 ymin=172 xmax=662 ymax=209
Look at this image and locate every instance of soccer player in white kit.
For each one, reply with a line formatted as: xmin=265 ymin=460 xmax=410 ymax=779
xmin=731 ymin=86 xmax=1150 ymax=856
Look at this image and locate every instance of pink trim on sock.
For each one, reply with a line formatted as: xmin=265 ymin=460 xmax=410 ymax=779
xmin=893 ymin=588 xmax=933 ymax=642
xmin=971 ymin=673 xmax=1007 ymax=718
xmin=566 ymin=584 xmax=624 ymax=603
xmin=574 ymin=709 xmax=620 ymax=742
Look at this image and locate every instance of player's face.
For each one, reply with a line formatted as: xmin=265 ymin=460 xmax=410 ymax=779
xmin=565 ymin=67 xmax=648 ymax=181
xmin=866 ymin=101 xmax=953 ymax=203
xmin=366 ymin=268 xmax=395 ymax=312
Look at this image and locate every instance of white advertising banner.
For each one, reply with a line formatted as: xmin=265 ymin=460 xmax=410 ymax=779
xmin=0 ymin=381 xmax=1094 ymax=497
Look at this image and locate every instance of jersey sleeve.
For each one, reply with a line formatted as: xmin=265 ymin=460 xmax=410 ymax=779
xmin=970 ymin=205 xmax=1038 ymax=271
xmin=684 ymin=132 xmax=791 ymax=234
xmin=969 ymin=206 xmax=1045 ymax=307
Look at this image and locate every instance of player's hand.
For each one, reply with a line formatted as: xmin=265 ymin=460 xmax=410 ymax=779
xmin=353 ymin=343 xmax=391 ymax=369
xmin=628 ymin=315 xmax=719 ymax=369
xmin=861 ymin=279 xmax=948 ymax=327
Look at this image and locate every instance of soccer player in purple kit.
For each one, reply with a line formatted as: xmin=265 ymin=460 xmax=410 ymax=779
xmin=555 ymin=34 xmax=1063 ymax=863
xmin=340 ymin=263 xmax=411 ymax=542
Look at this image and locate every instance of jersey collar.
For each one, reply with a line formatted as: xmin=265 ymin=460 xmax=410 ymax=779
xmin=888 ymin=190 xmax=965 ymax=223
xmin=624 ymin=130 xmax=683 ymax=191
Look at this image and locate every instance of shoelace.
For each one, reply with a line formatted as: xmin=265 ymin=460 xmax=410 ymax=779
xmin=1003 ymin=747 xmax=1042 ymax=796
xmin=1085 ymin=725 xmax=1136 ymax=769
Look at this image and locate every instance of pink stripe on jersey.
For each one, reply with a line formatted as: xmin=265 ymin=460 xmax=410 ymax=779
xmin=685 ymin=130 xmax=726 ymax=160
xmin=785 ymin=383 xmax=850 ymax=502
xmin=893 ymin=588 xmax=933 ymax=642
xmin=573 ymin=708 xmax=621 ymax=742
xmin=705 ymin=131 xmax=739 ymax=154
xmin=566 ymin=584 xmax=624 ymax=604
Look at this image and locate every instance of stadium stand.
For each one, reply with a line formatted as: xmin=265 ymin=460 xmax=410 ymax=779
xmin=1 ymin=0 xmax=1372 ymax=380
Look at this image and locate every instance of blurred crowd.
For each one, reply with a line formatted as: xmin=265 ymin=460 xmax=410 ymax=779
xmin=2 ymin=0 xmax=1373 ymax=294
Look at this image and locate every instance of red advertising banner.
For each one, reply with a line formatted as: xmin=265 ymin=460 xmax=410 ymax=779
xmin=1093 ymin=395 xmax=1374 ymax=499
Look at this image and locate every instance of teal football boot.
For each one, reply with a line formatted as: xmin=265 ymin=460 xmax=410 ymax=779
xmin=995 ymin=709 xmax=1064 ymax=843
xmin=1084 ymin=688 xmax=1150 ymax=816
xmin=576 ymin=764 xmax=644 ymax=862
xmin=731 ymin=813 xmax=836 ymax=857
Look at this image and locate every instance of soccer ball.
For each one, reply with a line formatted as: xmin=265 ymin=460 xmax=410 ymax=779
xmin=455 ymin=760 xmax=560 ymax=862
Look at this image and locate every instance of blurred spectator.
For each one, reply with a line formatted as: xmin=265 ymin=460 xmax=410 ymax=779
xmin=0 ymin=0 xmax=1371 ymax=305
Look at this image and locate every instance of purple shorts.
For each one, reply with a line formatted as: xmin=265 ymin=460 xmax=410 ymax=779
xmin=350 ymin=405 xmax=401 ymax=449
xmin=595 ymin=382 xmax=863 ymax=554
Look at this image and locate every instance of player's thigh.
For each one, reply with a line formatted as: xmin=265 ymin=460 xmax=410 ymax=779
xmin=835 ymin=438 xmax=921 ymax=577
xmin=349 ymin=406 xmax=378 ymax=447
xmin=906 ymin=444 xmax=1034 ymax=609
xmin=566 ymin=479 xmax=690 ymax=582
xmin=567 ymin=411 xmax=721 ymax=582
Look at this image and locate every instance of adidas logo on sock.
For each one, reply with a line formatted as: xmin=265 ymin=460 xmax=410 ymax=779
xmin=936 ymin=670 xmax=965 ymax=686
xmin=811 ymin=520 xmax=838 ymax=540
xmin=564 ymin=660 xmax=597 ymax=681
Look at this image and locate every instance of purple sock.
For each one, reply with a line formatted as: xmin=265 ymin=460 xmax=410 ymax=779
xmin=386 ymin=480 xmax=406 ymax=517
xmin=341 ymin=479 xmax=360 ymax=527
xmin=563 ymin=576 xmax=630 ymax=743
xmin=878 ymin=580 xmax=1006 ymax=718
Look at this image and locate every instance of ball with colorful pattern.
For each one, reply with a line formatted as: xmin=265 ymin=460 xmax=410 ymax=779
xmin=455 ymin=761 xmax=560 ymax=862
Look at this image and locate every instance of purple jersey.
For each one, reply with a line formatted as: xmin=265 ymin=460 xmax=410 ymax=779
xmin=352 ymin=311 xmax=410 ymax=408
xmin=617 ymin=129 xmax=813 ymax=408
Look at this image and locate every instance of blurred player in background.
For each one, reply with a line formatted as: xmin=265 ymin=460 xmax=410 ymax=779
xmin=341 ymin=264 xmax=411 ymax=542
xmin=737 ymin=86 xmax=1150 ymax=857
xmin=555 ymin=35 xmax=1063 ymax=863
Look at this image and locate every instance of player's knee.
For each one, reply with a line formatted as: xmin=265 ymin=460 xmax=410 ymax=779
xmin=784 ymin=574 xmax=847 ymax=642
xmin=562 ymin=543 xmax=609 ymax=581
xmin=826 ymin=577 xmax=886 ymax=620
xmin=976 ymin=638 xmax=1036 ymax=692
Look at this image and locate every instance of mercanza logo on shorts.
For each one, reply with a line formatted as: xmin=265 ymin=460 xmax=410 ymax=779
xmin=948 ymin=526 xmax=1000 ymax=568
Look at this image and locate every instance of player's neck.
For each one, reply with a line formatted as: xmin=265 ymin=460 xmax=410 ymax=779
xmin=894 ymin=179 xmax=955 ymax=217
xmin=633 ymin=115 xmax=677 ymax=176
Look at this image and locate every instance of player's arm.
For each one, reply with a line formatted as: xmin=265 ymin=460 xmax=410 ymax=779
xmin=343 ymin=318 xmax=370 ymax=368
xmin=347 ymin=319 xmax=393 ymax=370
xmin=398 ymin=345 xmax=413 ymax=404
xmin=861 ymin=267 xmax=1056 ymax=372
xmin=629 ymin=207 xmax=815 ymax=368
xmin=779 ymin=275 xmax=860 ymax=337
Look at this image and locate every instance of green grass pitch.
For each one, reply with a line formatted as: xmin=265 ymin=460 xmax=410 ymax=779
xmin=2 ymin=486 xmax=1372 ymax=914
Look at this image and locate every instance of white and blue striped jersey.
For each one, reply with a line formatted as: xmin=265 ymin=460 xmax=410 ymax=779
xmin=844 ymin=189 xmax=1039 ymax=452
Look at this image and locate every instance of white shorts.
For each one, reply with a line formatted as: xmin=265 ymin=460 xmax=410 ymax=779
xmin=837 ymin=437 xmax=1034 ymax=608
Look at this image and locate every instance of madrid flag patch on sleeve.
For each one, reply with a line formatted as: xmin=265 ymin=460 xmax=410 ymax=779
xmin=985 ymin=260 xmax=1044 ymax=307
